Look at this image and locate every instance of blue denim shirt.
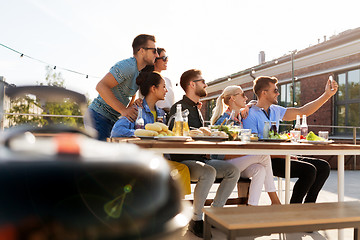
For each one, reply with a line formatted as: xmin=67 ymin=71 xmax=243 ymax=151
xmin=110 ymin=99 xmax=166 ymax=137
xmin=242 ymin=105 xmax=287 ymax=139
xmin=214 ymin=109 xmax=242 ymax=126
xmin=89 ymin=57 xmax=140 ymax=123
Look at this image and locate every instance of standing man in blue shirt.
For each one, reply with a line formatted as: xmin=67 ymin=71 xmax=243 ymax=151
xmin=243 ymin=76 xmax=338 ymax=204
xmin=86 ymin=34 xmax=158 ymax=140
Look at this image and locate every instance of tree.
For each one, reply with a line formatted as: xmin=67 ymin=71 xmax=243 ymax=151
xmin=7 ymin=66 xmax=85 ymax=128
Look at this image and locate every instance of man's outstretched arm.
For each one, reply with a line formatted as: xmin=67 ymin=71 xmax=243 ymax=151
xmin=282 ymin=78 xmax=338 ymax=121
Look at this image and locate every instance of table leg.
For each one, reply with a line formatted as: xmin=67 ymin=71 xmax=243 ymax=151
xmin=354 ymin=227 xmax=359 ymax=240
xmin=338 ymin=154 xmax=345 ymax=240
xmin=285 ymin=154 xmax=291 ymax=204
xmin=204 ymin=215 xmax=211 ymax=240
xmin=338 ymin=154 xmax=344 ymax=202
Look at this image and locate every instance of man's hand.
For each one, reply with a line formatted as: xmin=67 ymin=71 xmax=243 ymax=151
xmin=240 ymin=105 xmax=250 ymax=119
xmin=325 ymin=77 xmax=338 ymax=97
xmin=132 ymin=98 xmax=143 ymax=108
xmin=121 ymin=105 xmax=138 ymax=122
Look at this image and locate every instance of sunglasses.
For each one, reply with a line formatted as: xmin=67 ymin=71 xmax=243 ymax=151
xmin=264 ymin=88 xmax=279 ymax=93
xmin=156 ymin=56 xmax=168 ymax=62
xmin=192 ymin=79 xmax=205 ymax=84
xmin=234 ymin=92 xmax=246 ymax=98
xmin=142 ymin=47 xmax=157 ymax=54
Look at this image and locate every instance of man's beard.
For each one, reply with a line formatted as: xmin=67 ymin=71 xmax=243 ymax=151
xmin=196 ymin=88 xmax=207 ymax=98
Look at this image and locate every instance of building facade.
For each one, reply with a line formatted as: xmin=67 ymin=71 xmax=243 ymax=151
xmin=202 ymin=27 xmax=360 ymax=138
xmin=201 ymin=28 xmax=360 ymax=169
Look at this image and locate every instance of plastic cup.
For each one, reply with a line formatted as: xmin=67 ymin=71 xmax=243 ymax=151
xmin=290 ymin=130 xmax=301 ymax=143
xmin=318 ymin=131 xmax=329 ymax=140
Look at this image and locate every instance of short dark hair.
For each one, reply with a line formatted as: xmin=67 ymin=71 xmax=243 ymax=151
xmin=136 ymin=71 xmax=163 ymax=97
xmin=253 ymin=76 xmax=278 ymax=98
xmin=180 ymin=69 xmax=202 ymax=92
xmin=132 ymin=34 xmax=156 ymax=55
xmin=156 ymin=48 xmax=165 ymax=56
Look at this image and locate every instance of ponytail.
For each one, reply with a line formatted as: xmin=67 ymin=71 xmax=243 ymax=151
xmin=210 ymin=92 xmax=225 ymax=125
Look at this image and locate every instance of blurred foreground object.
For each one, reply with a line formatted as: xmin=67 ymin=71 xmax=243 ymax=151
xmin=0 ymin=85 xmax=191 ymax=239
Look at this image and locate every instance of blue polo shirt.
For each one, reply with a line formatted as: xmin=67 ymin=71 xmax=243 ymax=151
xmin=242 ymin=104 xmax=287 ymax=139
xmin=110 ymin=98 xmax=165 ymax=137
xmin=89 ymin=57 xmax=139 ymax=123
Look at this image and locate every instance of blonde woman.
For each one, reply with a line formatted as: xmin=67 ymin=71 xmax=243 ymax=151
xmin=210 ymin=85 xmax=281 ymax=206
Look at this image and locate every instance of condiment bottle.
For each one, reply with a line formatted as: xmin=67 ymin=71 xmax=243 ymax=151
xmin=271 ymin=121 xmax=277 ymax=135
xmin=294 ymin=115 xmax=301 ymax=131
xmin=135 ymin=107 xmax=144 ymax=129
xmin=300 ymin=115 xmax=308 ymax=137
xmin=173 ymin=104 xmax=183 ymax=136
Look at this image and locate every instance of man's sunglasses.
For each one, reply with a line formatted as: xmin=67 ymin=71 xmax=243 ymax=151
xmin=264 ymin=88 xmax=279 ymax=93
xmin=156 ymin=56 xmax=168 ymax=62
xmin=142 ymin=47 xmax=157 ymax=54
xmin=192 ymin=79 xmax=205 ymax=84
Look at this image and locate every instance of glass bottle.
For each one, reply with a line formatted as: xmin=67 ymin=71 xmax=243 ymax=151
xmin=263 ymin=121 xmax=270 ymax=139
xmin=135 ymin=107 xmax=144 ymax=129
xmin=294 ymin=115 xmax=301 ymax=131
xmin=226 ymin=110 xmax=236 ymax=126
xmin=300 ymin=115 xmax=308 ymax=137
xmin=182 ymin=109 xmax=190 ymax=136
xmin=173 ymin=104 xmax=183 ymax=136
xmin=271 ymin=121 xmax=277 ymax=135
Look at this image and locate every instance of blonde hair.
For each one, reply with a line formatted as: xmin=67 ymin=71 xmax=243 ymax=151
xmin=210 ymin=85 xmax=242 ymax=125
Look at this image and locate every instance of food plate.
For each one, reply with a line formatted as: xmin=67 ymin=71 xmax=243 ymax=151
xmin=155 ymin=136 xmax=192 ymax=141
xmin=259 ymin=138 xmax=290 ymax=142
xmin=191 ymin=136 xmax=228 ymax=141
xmin=299 ymin=140 xmax=334 ymax=144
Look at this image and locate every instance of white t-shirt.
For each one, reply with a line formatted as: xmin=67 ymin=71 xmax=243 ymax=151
xmin=156 ymin=76 xmax=175 ymax=110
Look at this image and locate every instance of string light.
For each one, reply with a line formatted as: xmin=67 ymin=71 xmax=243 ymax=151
xmin=0 ymin=43 xmax=100 ymax=79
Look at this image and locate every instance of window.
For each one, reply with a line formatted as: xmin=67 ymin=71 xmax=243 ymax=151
xmin=206 ymin=98 xmax=216 ymax=123
xmin=278 ymin=81 xmax=301 ymax=133
xmin=335 ymin=69 xmax=360 ymax=136
xmin=279 ymin=81 xmax=301 ymax=107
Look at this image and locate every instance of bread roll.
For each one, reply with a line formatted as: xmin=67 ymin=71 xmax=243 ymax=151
xmin=211 ymin=131 xmax=228 ymax=138
xmin=145 ymin=123 xmax=162 ymax=132
xmin=134 ymin=129 xmax=159 ymax=137
xmin=154 ymin=122 xmax=168 ymax=131
xmin=189 ymin=129 xmax=204 ymax=137
xmin=199 ymin=127 xmax=211 ymax=136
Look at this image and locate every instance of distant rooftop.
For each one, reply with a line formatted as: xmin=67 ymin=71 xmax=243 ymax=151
xmin=208 ymin=27 xmax=360 ymax=86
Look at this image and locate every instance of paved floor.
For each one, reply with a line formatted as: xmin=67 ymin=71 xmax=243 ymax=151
xmin=181 ymin=170 xmax=360 ymax=240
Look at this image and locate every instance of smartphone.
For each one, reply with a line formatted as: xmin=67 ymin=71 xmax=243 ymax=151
xmin=329 ymin=75 xmax=334 ymax=91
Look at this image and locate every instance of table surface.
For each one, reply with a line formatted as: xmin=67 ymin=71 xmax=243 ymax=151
xmin=109 ymin=138 xmax=360 ymax=155
xmin=203 ymin=201 xmax=360 ymax=230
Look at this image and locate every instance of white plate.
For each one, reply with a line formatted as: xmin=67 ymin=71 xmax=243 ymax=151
xmin=155 ymin=136 xmax=192 ymax=141
xmin=299 ymin=140 xmax=334 ymax=144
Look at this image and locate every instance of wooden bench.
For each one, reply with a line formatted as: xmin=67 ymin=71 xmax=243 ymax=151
xmin=203 ymin=201 xmax=360 ymax=240
xmin=189 ymin=178 xmax=251 ymax=206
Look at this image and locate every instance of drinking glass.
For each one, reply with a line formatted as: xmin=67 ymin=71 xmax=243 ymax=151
xmin=318 ymin=131 xmax=329 ymax=140
xmin=240 ymin=129 xmax=251 ymax=143
xmin=290 ymin=130 xmax=301 ymax=143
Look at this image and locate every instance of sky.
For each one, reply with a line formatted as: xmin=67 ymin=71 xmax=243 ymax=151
xmin=1 ymin=0 xmax=360 ymax=101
